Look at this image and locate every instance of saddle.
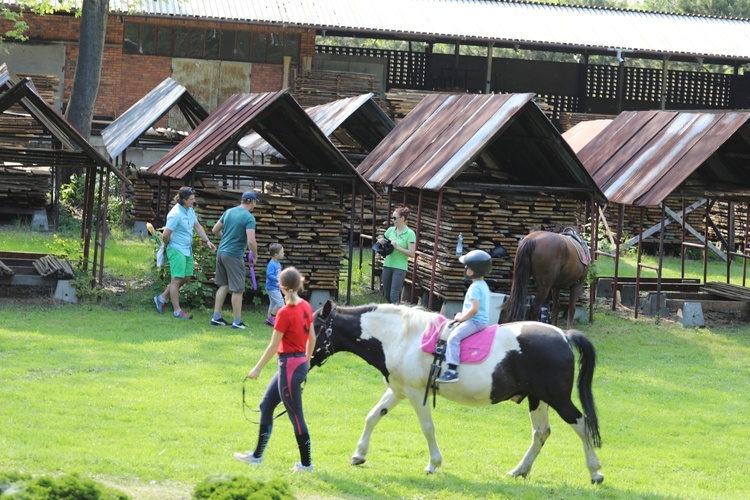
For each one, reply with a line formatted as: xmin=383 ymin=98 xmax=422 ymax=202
xmin=561 ymin=227 xmax=591 ymax=266
xmin=420 ymin=317 xmax=498 ymax=364
xmin=421 ymin=317 xmax=498 ymax=407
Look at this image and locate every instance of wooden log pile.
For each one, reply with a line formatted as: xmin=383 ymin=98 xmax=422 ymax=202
xmin=559 ymin=112 xmax=616 ymax=132
xmin=293 ymin=70 xmax=380 ymax=108
xmin=194 ymin=189 xmax=346 ymax=290
xmin=372 ymin=188 xmax=587 ymax=302
xmin=702 ymin=282 xmax=750 ymax=301
xmin=706 ymin=201 xmax=748 ymax=244
xmin=0 ymin=73 xmax=58 ymax=143
xmin=0 ymin=166 xmax=51 ymax=213
xmin=32 ymin=255 xmax=75 ymax=279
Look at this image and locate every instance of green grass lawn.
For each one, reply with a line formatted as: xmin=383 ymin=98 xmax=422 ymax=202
xmin=2 ymin=227 xmax=750 ymax=499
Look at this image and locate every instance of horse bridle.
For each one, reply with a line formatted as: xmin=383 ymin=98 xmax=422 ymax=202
xmin=313 ymin=308 xmax=337 ymax=366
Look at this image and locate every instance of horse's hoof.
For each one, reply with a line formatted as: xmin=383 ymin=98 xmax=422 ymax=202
xmin=351 ymin=457 xmax=366 ymax=466
xmin=506 ymin=470 xmax=528 ymax=479
xmin=591 ymin=474 xmax=604 ymax=484
xmin=424 ymin=468 xmax=435 ymax=475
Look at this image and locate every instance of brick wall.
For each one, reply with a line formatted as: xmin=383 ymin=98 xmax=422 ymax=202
xmin=1 ymin=10 xmax=316 ymax=118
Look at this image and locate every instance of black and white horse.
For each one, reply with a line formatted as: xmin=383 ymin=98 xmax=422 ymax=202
xmin=311 ymin=301 xmax=603 ymax=483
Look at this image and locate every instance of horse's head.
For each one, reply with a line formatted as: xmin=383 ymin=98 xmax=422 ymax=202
xmin=310 ymin=300 xmax=391 ymax=379
xmin=310 ymin=299 xmax=337 ymax=369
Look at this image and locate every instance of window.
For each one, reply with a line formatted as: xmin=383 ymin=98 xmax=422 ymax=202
xmin=236 ymin=32 xmax=251 ymax=61
xmin=189 ymin=29 xmax=204 ymax=59
xmin=252 ymin=33 xmax=267 ymax=62
xmin=121 ymin=22 xmax=298 ymax=64
xmin=220 ymin=31 xmax=236 ymax=60
xmin=140 ymin=24 xmax=155 ymax=55
xmin=205 ymin=29 xmax=219 ymax=59
xmin=173 ymin=27 xmax=189 ymax=57
xmin=283 ymin=34 xmax=299 ymax=63
xmin=268 ymin=33 xmax=283 ymax=63
xmin=156 ymin=26 xmax=172 ymax=56
xmin=124 ymin=23 xmax=139 ymax=54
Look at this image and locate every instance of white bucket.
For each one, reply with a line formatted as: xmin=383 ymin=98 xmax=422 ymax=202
xmin=490 ymin=293 xmax=508 ymax=324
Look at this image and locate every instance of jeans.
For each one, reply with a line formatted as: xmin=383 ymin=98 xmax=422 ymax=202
xmin=381 ymin=266 xmax=406 ymax=304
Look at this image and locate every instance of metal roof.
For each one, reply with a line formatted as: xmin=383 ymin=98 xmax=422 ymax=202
xmin=239 ymin=93 xmax=394 ymax=158
xmin=103 ymin=0 xmax=750 ymax=63
xmin=147 ymin=89 xmax=375 ymax=193
xmin=101 ymin=77 xmax=209 ymax=160
xmin=562 ymin=119 xmax=613 ymax=154
xmin=356 ymin=92 xmax=603 ymax=198
xmin=0 ymin=64 xmax=129 ymax=184
xmin=575 ymin=110 xmax=750 ymax=206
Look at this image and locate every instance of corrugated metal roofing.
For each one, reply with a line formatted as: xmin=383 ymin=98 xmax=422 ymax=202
xmin=575 ymin=110 xmax=750 ymax=206
xmin=356 ymin=92 xmax=602 ymax=198
xmin=101 ymin=77 xmax=209 ymax=160
xmin=104 ymin=0 xmax=750 ymax=62
xmin=0 ymin=63 xmax=129 ymax=184
xmin=147 ymin=88 xmax=374 ymax=192
xmin=239 ymin=93 xmax=394 ymax=158
xmin=562 ymin=119 xmax=613 ymax=154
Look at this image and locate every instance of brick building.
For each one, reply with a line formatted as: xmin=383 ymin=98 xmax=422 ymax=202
xmin=0 ymin=9 xmax=316 ymax=121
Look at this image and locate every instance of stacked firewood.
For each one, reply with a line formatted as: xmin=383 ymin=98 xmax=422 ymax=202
xmin=195 ymin=189 xmax=345 ymax=290
xmin=130 ymin=178 xmax=156 ymax=222
xmin=0 ymin=166 xmax=50 ymax=212
xmin=32 ymin=255 xmax=75 ymax=279
xmin=559 ymin=112 xmax=616 ymax=132
xmin=0 ymin=73 xmax=58 ymax=143
xmin=293 ymin=70 xmax=380 ymax=108
xmin=707 ymin=201 xmax=748 ymax=244
xmin=372 ymin=188 xmax=586 ymax=302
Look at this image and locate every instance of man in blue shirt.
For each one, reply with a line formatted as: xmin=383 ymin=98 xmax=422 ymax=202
xmin=154 ymin=186 xmax=216 ymax=319
xmin=210 ymin=191 xmax=259 ymax=329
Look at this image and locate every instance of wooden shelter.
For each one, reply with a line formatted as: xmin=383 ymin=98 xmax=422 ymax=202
xmin=568 ymin=110 xmax=750 ymax=318
xmin=100 ymin=77 xmax=210 ymax=230
xmin=146 ymin=89 xmax=377 ymax=302
xmin=0 ymin=63 xmax=131 ymax=286
xmin=357 ymin=92 xmax=604 ymax=318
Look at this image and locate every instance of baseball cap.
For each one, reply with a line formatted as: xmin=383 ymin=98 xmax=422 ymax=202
xmin=242 ymin=191 xmax=259 ymax=203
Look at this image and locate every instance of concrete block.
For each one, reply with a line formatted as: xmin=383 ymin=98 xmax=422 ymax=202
xmin=308 ymin=290 xmax=332 ymax=310
xmin=619 ymin=285 xmax=636 ymax=307
xmin=31 ymin=209 xmax=48 ymax=231
xmin=53 ymin=280 xmax=77 ymax=303
xmin=678 ymin=302 xmax=704 ymax=328
xmin=643 ymin=293 xmax=668 ymax=317
xmin=596 ymin=278 xmax=613 ymax=298
xmin=574 ymin=305 xmax=589 ymax=324
xmin=133 ymin=221 xmax=149 ymax=237
xmin=440 ymin=300 xmax=463 ymax=319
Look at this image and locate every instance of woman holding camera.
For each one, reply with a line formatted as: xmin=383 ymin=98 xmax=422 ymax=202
xmin=378 ymin=206 xmax=416 ymax=304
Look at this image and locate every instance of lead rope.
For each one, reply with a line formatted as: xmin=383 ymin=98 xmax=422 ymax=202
xmin=242 ymin=376 xmax=306 ymax=424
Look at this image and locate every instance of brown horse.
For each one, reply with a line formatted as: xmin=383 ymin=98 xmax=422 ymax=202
xmin=502 ymin=229 xmax=590 ymax=329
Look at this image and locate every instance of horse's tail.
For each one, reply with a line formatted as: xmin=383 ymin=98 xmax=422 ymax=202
xmin=502 ymin=239 xmax=534 ymax=322
xmin=567 ymin=330 xmax=602 ymax=449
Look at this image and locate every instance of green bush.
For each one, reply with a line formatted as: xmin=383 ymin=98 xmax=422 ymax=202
xmin=0 ymin=471 xmax=128 ymax=499
xmin=192 ymin=474 xmax=293 ymax=500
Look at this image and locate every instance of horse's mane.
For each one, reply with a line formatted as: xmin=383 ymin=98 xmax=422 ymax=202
xmin=397 ymin=304 xmax=443 ymax=338
xmin=337 ymin=302 xmax=443 ymax=338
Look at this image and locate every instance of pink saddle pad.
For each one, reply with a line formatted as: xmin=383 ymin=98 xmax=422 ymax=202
xmin=420 ymin=317 xmax=498 ymax=364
